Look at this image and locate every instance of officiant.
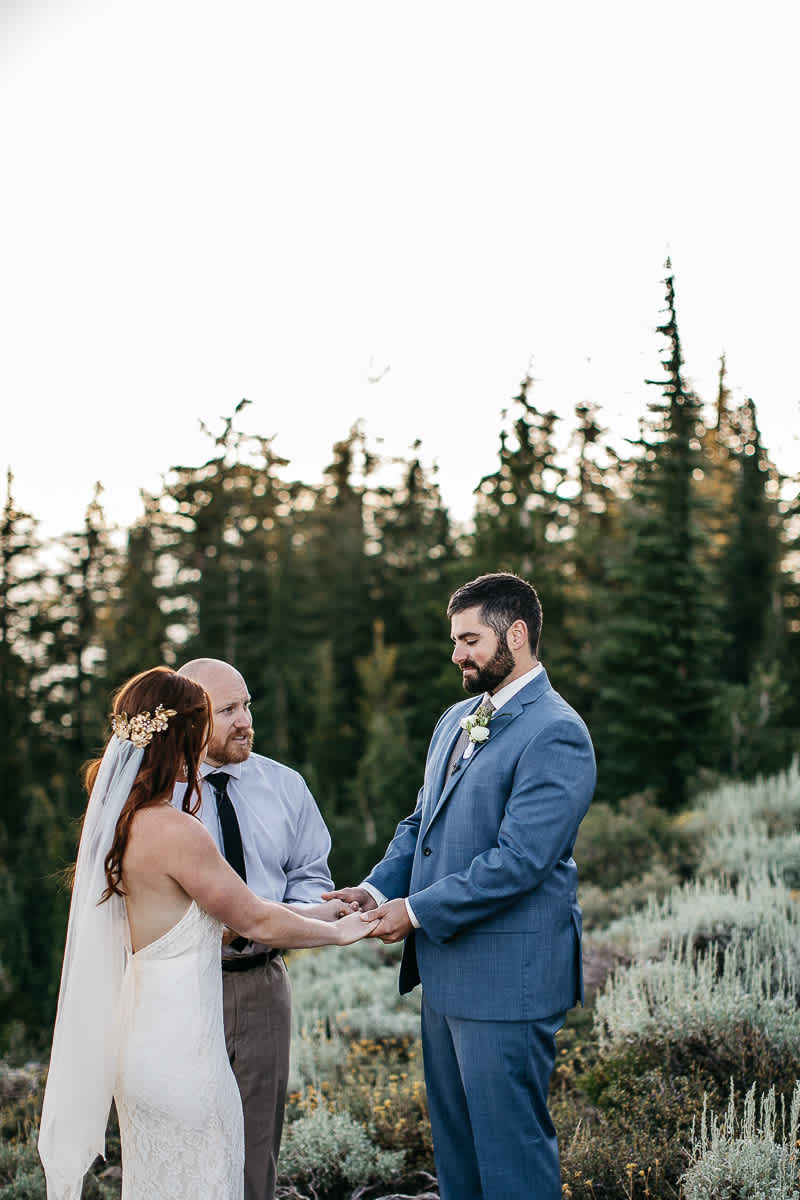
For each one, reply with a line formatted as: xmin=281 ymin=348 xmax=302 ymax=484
xmin=175 ymin=658 xmax=337 ymax=1200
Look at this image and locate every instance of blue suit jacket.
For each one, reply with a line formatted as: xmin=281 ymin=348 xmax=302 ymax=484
xmin=366 ymin=670 xmax=596 ymax=1020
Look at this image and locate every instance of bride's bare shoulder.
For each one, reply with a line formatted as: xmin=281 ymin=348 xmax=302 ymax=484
xmin=129 ymin=805 xmax=209 ymax=848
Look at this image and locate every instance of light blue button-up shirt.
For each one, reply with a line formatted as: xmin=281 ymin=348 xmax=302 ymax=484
xmin=172 ymin=751 xmax=334 ymax=955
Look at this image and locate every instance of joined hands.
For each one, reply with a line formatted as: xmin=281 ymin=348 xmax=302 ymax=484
xmin=322 ymin=888 xmax=413 ymax=943
xmin=304 ymin=897 xmax=360 ymax=922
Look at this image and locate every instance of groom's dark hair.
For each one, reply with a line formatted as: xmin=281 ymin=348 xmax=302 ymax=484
xmin=447 ymin=572 xmax=542 ymax=653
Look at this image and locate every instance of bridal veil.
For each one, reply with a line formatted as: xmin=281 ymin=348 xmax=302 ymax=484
xmin=38 ymin=735 xmax=142 ymax=1200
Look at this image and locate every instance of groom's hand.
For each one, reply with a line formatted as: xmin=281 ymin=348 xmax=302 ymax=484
xmin=321 ymin=886 xmax=377 ymax=912
xmin=362 ymin=898 xmax=412 ymax=943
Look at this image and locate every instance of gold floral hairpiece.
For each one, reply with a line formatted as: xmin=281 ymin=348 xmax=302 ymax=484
xmin=111 ymin=704 xmax=177 ymax=749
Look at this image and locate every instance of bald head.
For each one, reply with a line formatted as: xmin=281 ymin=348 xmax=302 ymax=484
xmin=178 ymin=658 xmax=245 ymax=692
xmin=178 ymin=658 xmax=253 ymax=766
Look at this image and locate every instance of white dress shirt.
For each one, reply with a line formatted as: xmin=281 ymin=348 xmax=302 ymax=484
xmin=364 ymin=663 xmax=545 ymax=925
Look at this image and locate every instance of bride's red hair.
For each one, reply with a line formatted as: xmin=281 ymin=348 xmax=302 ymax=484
xmin=83 ymin=666 xmax=212 ymax=901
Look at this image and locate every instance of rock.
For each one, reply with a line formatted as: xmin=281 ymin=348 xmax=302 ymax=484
xmin=582 ymin=939 xmax=630 ymax=997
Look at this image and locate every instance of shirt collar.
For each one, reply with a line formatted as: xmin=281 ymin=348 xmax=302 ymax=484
xmin=200 ymin=760 xmax=244 ymax=781
xmin=485 ymin=662 xmax=543 ymax=713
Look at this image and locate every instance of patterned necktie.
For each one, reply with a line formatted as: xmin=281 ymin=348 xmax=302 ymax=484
xmin=205 ymin=772 xmax=248 ymax=951
xmin=447 ymin=695 xmax=495 ymax=775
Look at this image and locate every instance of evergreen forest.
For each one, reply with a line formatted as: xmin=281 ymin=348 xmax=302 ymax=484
xmin=1 ymin=264 xmax=799 ymax=1059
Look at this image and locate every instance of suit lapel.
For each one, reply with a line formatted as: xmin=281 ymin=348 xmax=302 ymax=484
xmin=428 ymin=698 xmax=482 ymax=810
xmin=424 ymin=670 xmax=552 ymax=833
xmin=425 ymin=700 xmax=516 ymax=830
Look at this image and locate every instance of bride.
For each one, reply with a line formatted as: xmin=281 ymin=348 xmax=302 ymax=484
xmin=38 ymin=666 xmax=376 ymax=1200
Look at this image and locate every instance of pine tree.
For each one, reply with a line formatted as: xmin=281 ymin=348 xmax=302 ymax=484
xmin=719 ymin=397 xmax=783 ymax=683
xmin=104 ymin=492 xmax=171 ymax=687
xmin=333 ymin=621 xmax=416 ymax=883
xmin=593 ymin=264 xmax=720 ymax=808
xmin=300 ymin=426 xmax=375 ymax=807
xmin=694 ymin=355 xmax=739 ymax=567
xmin=782 ymin=475 xmax=800 ymax=735
xmin=157 ymin=407 xmax=307 ymax=764
xmin=33 ymin=483 xmax=120 ymax=779
xmin=0 ymin=470 xmax=42 ymax=839
xmin=558 ymin=403 xmax=625 ymax=722
xmin=710 ymin=396 xmax=792 ymax=775
xmin=159 ymin=410 xmax=260 ymax=668
xmin=0 ymin=781 xmax=74 ymax=1045
xmin=302 ymin=640 xmax=342 ymax=813
xmin=470 ymin=374 xmax=569 ymax=667
xmin=369 ymin=445 xmax=461 ymax=748
xmin=0 ymin=475 xmax=81 ymax=1047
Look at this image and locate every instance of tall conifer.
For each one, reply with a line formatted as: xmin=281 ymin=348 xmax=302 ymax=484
xmin=470 ymin=374 xmax=569 ymax=666
xmin=0 ymin=471 xmax=42 ymax=837
xmin=558 ymin=404 xmax=624 ymax=722
xmin=370 ymin=447 xmax=460 ymax=747
xmin=593 ymin=264 xmax=719 ymax=808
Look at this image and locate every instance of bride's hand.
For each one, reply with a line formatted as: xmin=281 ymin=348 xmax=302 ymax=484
xmin=333 ymin=911 xmax=380 ymax=945
xmin=304 ymin=898 xmax=359 ymax=922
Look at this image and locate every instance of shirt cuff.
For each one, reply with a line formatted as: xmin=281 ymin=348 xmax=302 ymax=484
xmin=405 ymin=898 xmax=420 ymax=928
xmin=360 ymin=881 xmax=387 ymax=907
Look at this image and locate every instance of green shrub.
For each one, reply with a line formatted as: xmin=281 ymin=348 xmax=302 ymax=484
xmin=553 ymin=1043 xmax=709 ymax=1200
xmin=278 ymin=1106 xmax=405 ymax=1199
xmin=555 ymin=1039 xmax=799 ymax=1199
xmin=682 ymin=1083 xmax=800 ymax=1200
xmin=580 ymin=863 xmax=680 ymax=932
xmin=0 ymin=1138 xmax=46 ymax=1200
xmin=692 ymin=759 xmax=800 ymax=838
xmin=599 ymin=872 xmax=800 ymax=981
xmin=594 ymin=933 xmax=800 ymax=1081
xmin=701 ymin=826 xmax=800 ymax=889
xmin=288 ymin=941 xmax=419 ymax=1041
xmin=287 ymin=1035 xmax=431 ymax=1176
xmin=287 ymin=941 xmax=419 ymax=1094
xmin=574 ymin=792 xmax=691 ymax=892
xmin=289 ymin=1022 xmax=352 ymax=1095
xmin=0 ymin=1133 xmax=118 ymax=1200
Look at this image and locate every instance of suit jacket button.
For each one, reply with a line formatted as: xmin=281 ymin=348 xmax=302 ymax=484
xmin=423 ymin=847 xmax=432 ymax=856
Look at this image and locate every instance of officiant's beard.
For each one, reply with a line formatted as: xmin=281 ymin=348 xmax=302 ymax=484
xmin=459 ymin=640 xmax=515 ymax=695
xmin=207 ymin=726 xmax=254 ymax=765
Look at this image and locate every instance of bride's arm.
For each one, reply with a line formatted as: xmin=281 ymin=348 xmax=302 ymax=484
xmin=164 ymin=809 xmax=375 ymax=947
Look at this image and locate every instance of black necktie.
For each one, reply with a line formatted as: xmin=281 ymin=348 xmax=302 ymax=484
xmin=205 ymin=772 xmax=247 ymax=881
xmin=205 ymin=771 xmax=248 ymax=951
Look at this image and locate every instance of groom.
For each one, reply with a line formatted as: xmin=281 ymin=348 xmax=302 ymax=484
xmin=326 ymin=573 xmax=596 ymax=1200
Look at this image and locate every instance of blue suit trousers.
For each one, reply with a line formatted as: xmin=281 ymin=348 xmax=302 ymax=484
xmin=421 ymin=997 xmax=566 ymax=1200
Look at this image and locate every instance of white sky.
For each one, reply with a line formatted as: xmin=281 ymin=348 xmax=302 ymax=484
xmin=2 ymin=0 xmax=798 ymax=540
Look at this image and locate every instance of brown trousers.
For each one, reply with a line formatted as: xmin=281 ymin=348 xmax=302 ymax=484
xmin=222 ymin=957 xmax=292 ymax=1200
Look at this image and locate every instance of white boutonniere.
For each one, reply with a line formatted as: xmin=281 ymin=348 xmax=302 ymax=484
xmin=460 ymin=705 xmax=493 ymax=744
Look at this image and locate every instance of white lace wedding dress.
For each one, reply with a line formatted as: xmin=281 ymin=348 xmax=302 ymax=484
xmin=115 ymin=900 xmax=244 ymax=1199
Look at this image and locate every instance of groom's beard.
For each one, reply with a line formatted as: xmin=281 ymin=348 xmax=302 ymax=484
xmin=459 ymin=641 xmax=515 ymax=695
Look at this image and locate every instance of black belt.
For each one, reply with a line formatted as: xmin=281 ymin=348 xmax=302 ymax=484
xmin=222 ymin=949 xmax=281 ymax=972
